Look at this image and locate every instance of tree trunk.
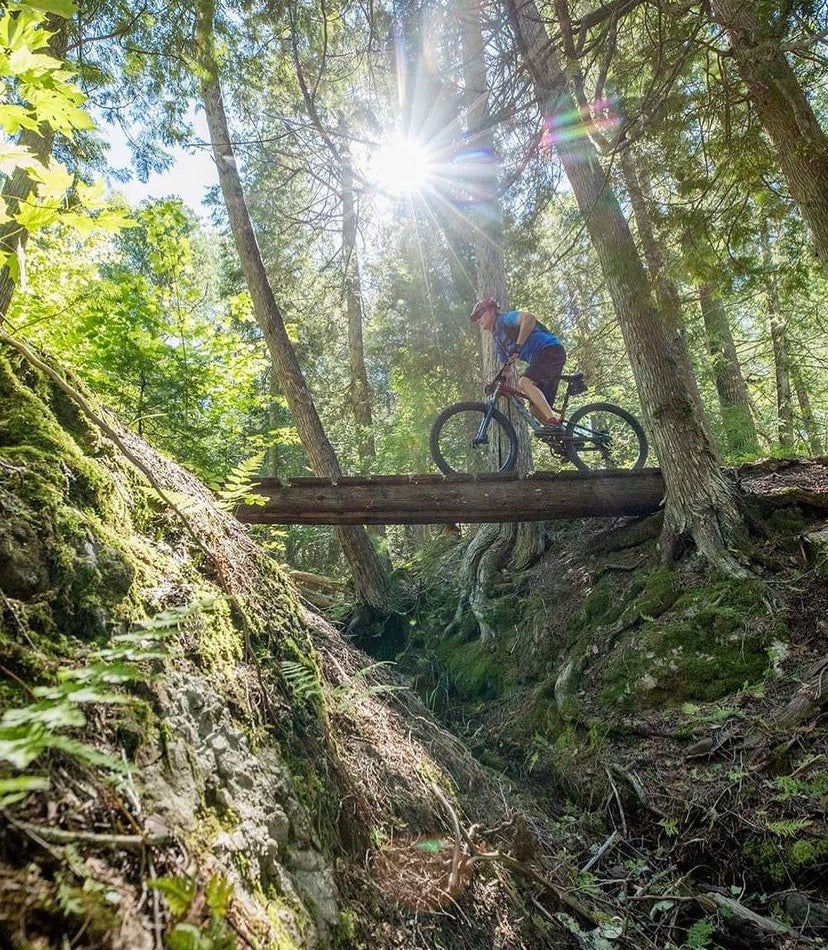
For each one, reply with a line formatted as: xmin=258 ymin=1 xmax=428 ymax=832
xmin=712 ymin=0 xmax=828 ymax=268
xmin=456 ymin=0 xmax=544 ymax=639
xmin=698 ymin=285 xmax=759 ymax=457
xmin=760 ymin=222 xmax=794 ymax=448
xmin=0 ymin=17 xmax=68 ymax=320
xmin=339 ymin=118 xmax=376 ymax=468
xmin=194 ymin=0 xmax=392 ymax=609
xmin=264 ymin=362 xmax=280 ymax=478
xmin=619 ymin=148 xmax=683 ymax=327
xmin=791 ymin=361 xmax=824 ymax=456
xmin=623 ymin=151 xmax=756 ymax=456
xmin=505 ymin=0 xmax=747 ymax=573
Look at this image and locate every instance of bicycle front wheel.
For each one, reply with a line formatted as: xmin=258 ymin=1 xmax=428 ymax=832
xmin=430 ymin=401 xmax=518 ymax=475
xmin=565 ymin=402 xmax=648 ymax=473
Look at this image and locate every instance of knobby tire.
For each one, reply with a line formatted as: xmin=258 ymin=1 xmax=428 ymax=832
xmin=430 ymin=401 xmax=518 ymax=475
xmin=565 ymin=402 xmax=648 ymax=473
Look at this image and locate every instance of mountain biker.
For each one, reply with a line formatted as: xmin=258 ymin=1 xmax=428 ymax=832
xmin=470 ymin=298 xmax=566 ymax=435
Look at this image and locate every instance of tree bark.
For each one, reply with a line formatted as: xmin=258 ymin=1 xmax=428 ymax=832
xmin=339 ymin=118 xmax=376 ymax=468
xmin=791 ymin=360 xmax=824 ymax=456
xmin=456 ymin=0 xmax=545 ymax=638
xmin=265 ymin=362 xmax=281 ymax=478
xmin=504 ymin=0 xmax=748 ymax=573
xmin=619 ymin=148 xmax=683 ymax=328
xmin=712 ymin=0 xmax=828 ymax=268
xmin=194 ymin=0 xmax=392 ymax=609
xmin=698 ymin=284 xmax=759 ymax=456
xmin=760 ymin=222 xmax=794 ymax=448
xmin=0 ymin=16 xmax=69 ymax=320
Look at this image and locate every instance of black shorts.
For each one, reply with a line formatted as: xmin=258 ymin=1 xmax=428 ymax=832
xmin=523 ymin=344 xmax=566 ymax=406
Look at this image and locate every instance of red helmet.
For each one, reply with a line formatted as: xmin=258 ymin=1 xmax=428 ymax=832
xmin=469 ymin=298 xmax=498 ymax=322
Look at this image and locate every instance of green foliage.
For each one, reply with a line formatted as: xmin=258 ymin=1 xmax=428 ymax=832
xmin=149 ymin=875 xmax=198 ymax=917
xmin=0 ymin=3 xmax=132 ymax=275
xmin=11 ymin=200 xmax=272 ymax=485
xmin=0 ymin=603 xmax=201 ymax=807
xmin=280 ymin=659 xmax=323 ymax=704
xmin=684 ymin=918 xmax=715 ymax=949
xmin=763 ymin=817 xmax=811 ymax=837
xmin=214 ymin=452 xmax=268 ymax=510
xmin=149 ymin=874 xmax=237 ymax=950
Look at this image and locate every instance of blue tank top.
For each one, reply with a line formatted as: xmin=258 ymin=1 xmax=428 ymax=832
xmin=494 ymin=310 xmax=561 ymax=363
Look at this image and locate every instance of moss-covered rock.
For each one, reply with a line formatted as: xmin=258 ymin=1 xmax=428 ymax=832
xmin=0 ymin=354 xmax=152 ymax=641
xmin=435 ymin=632 xmax=506 ymax=702
xmin=597 ymin=578 xmax=779 ymax=710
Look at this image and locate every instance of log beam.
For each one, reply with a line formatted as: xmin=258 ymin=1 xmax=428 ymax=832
xmin=234 ymin=470 xmax=666 ymax=525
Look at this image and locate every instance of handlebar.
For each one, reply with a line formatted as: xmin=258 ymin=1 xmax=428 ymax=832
xmin=485 ymin=362 xmax=521 ymax=397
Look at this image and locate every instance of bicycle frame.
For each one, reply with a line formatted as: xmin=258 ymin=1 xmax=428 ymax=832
xmin=475 ymin=367 xmax=607 ymax=450
xmin=476 ymin=368 xmax=566 ymax=430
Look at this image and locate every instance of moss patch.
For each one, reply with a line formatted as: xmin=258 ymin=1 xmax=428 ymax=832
xmin=436 ymin=634 xmax=506 ymax=702
xmin=0 ymin=354 xmax=157 ymax=640
xmin=743 ymin=832 xmax=828 ymax=885
xmin=598 ymin=578 xmax=779 ymax=710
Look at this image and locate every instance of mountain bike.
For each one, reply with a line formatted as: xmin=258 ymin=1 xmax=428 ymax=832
xmin=429 ymin=366 xmax=648 ymax=475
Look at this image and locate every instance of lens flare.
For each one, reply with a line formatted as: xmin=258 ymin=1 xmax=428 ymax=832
xmin=541 ymin=98 xmax=620 ymax=151
xmin=371 ymin=136 xmax=434 ymax=197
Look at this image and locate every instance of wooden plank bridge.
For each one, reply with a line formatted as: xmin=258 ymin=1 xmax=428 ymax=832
xmin=234 ymin=469 xmax=666 ymax=525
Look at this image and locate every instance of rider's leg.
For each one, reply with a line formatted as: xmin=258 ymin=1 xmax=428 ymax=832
xmin=519 ymin=376 xmax=558 ymax=422
xmin=521 ymin=345 xmax=566 ymax=423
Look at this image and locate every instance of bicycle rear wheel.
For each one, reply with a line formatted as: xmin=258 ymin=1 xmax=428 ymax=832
xmin=565 ymin=402 xmax=648 ymax=473
xmin=430 ymin=401 xmax=518 ymax=475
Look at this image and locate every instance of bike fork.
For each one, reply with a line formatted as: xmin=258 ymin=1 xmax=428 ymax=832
xmin=472 ymin=401 xmax=497 ymax=446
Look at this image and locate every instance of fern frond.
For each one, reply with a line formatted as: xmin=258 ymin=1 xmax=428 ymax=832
xmin=216 ymin=453 xmax=267 ymax=510
xmin=765 ymin=817 xmax=811 ymax=837
xmin=280 ymin=660 xmax=322 ymax=702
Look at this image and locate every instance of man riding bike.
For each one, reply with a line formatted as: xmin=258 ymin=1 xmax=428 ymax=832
xmin=470 ymin=298 xmax=566 ymax=436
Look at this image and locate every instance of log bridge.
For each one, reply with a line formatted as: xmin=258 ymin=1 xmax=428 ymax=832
xmin=234 ymin=469 xmax=666 ymax=525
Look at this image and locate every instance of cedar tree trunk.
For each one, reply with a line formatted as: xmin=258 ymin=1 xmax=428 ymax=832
xmin=453 ymin=0 xmax=544 ymax=641
xmin=619 ymin=148 xmax=683 ymax=328
xmin=713 ymin=0 xmax=828 ymax=268
xmin=791 ymin=361 xmax=824 ymax=456
xmin=195 ymin=0 xmax=392 ymax=609
xmin=339 ymin=118 xmax=376 ymax=467
xmin=698 ymin=285 xmax=758 ymax=456
xmin=505 ymin=0 xmax=747 ymax=572
xmin=761 ymin=222 xmax=794 ymax=448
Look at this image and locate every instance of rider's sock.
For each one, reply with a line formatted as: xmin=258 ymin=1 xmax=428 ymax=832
xmin=546 ymin=416 xmax=561 ymax=425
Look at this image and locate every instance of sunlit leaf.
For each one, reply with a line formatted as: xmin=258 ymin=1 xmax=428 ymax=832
xmin=29 ymin=157 xmax=73 ymax=198
xmin=0 ymin=774 xmax=50 ymax=808
xmin=21 ymin=0 xmax=78 ymax=17
xmin=0 ymin=141 xmax=40 ymax=174
xmin=0 ymin=104 xmax=39 ymax=133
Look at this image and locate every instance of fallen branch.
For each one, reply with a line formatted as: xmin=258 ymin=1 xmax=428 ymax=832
xmin=697 ymin=891 xmax=790 ymax=935
xmin=429 ymin=783 xmax=597 ymax=926
xmin=13 ymin=820 xmax=169 ymax=849
xmin=581 ymin=829 xmax=621 ymax=873
xmin=286 ymin=569 xmax=347 ymax=590
xmin=607 ymin=763 xmax=667 ymax=818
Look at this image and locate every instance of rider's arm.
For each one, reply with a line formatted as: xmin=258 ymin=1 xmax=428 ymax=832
xmin=515 ymin=311 xmax=537 ymax=348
